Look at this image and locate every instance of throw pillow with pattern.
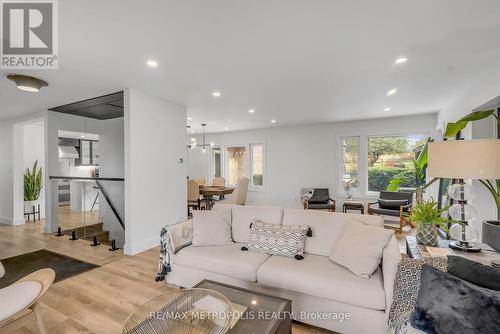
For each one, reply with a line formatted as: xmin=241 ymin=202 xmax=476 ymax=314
xmin=246 ymin=220 xmax=309 ymax=259
xmin=388 ymin=256 xmax=447 ymax=334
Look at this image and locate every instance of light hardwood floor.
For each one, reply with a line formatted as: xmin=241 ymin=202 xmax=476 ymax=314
xmin=1 ymin=220 xmax=409 ymax=334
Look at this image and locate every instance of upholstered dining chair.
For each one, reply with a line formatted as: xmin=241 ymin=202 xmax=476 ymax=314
xmin=187 ymin=179 xmax=206 ymax=216
xmin=194 ymin=176 xmax=206 ymax=186
xmin=0 ymin=265 xmax=56 ymax=334
xmin=221 ymin=177 xmax=249 ymax=205
xmin=212 ymin=176 xmax=225 ymax=186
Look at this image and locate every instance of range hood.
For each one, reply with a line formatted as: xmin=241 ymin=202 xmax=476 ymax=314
xmin=58 ymin=146 xmax=79 ymax=159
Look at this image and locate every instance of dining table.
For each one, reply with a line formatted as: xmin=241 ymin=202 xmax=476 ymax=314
xmin=199 ymin=185 xmax=234 ymax=208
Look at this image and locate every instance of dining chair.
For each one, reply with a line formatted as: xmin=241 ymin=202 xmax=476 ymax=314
xmin=194 ymin=176 xmax=206 ymax=186
xmin=0 ymin=266 xmax=56 ymax=334
xmin=187 ymin=180 xmax=206 ymax=216
xmin=212 ymin=176 xmax=225 ymax=186
xmin=221 ymin=177 xmax=249 ymax=205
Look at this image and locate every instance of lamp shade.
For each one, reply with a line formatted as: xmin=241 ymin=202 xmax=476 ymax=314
xmin=428 ymin=139 xmax=500 ymax=179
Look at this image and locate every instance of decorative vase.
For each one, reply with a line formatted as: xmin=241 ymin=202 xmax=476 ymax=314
xmin=482 ymin=221 xmax=500 ymax=252
xmin=24 ymin=200 xmax=38 ymax=213
xmin=416 ymin=224 xmax=438 ymax=246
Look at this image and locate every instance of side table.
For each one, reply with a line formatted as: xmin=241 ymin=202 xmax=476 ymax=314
xmin=405 ymin=236 xmax=500 ymax=266
xmin=342 ymin=201 xmax=364 ymax=214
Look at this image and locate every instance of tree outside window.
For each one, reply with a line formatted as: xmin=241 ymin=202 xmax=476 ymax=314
xmin=368 ymin=134 xmax=426 ymax=192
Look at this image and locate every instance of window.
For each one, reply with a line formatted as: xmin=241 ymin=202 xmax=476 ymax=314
xmin=250 ymin=143 xmax=264 ymax=188
xmin=226 ymin=146 xmax=247 ymax=186
xmin=367 ymin=134 xmax=427 ymax=192
xmin=224 ymin=143 xmax=265 ymax=189
xmin=211 ymin=147 xmax=222 ymax=178
xmin=341 ymin=137 xmax=359 ymax=195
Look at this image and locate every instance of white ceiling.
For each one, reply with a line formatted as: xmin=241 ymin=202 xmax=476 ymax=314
xmin=1 ymin=0 xmax=500 ymax=134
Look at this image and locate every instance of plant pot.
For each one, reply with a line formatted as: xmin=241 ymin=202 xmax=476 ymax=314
xmin=482 ymin=221 xmax=500 ymax=252
xmin=416 ymin=224 xmax=439 ymax=246
xmin=24 ymin=200 xmax=38 ymax=213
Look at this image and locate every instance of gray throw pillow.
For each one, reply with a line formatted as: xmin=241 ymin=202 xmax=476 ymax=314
xmin=410 ymin=265 xmax=500 ymax=334
xmin=447 ymin=256 xmax=500 ymax=291
xmin=246 ymin=220 xmax=309 ymax=259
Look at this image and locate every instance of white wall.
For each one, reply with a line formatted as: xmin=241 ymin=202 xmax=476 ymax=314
xmin=124 ymin=89 xmax=187 ymax=255
xmin=188 ymin=113 xmax=439 ymax=208
xmin=21 ymin=121 xmax=46 ymax=219
xmin=0 ymin=122 xmax=14 ymax=224
xmin=0 ymin=112 xmax=45 ymax=225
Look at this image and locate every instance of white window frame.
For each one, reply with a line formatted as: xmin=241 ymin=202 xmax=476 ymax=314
xmin=209 ymin=145 xmax=223 ymax=183
xmin=338 ymin=136 xmax=360 ymax=196
xmin=365 ymin=133 xmax=429 ymax=196
xmin=222 ymin=142 xmax=266 ymax=191
xmin=249 ymin=143 xmax=265 ymax=191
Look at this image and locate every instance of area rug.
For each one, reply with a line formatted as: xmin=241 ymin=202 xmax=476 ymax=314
xmin=0 ymin=249 xmax=99 ymax=288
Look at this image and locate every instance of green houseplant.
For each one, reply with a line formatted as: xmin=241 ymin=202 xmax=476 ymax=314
xmin=406 ymin=199 xmax=455 ymax=246
xmin=24 ymin=160 xmax=43 ymax=211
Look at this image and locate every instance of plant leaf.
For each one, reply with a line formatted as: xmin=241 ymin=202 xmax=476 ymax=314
xmin=387 ymin=178 xmax=402 ymax=192
xmin=444 ymin=121 xmax=468 ymax=138
xmin=458 ymin=110 xmax=495 ymax=122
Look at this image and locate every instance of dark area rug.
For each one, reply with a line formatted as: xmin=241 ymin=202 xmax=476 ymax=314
xmin=0 ymin=249 xmax=99 ymax=288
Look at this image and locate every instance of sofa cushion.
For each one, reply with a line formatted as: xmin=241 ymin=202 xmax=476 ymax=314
xmin=247 ymin=221 xmax=309 ymax=258
xmin=231 ymin=205 xmax=284 ymax=243
xmin=173 ymin=243 xmax=271 ymax=282
xmin=257 ymin=254 xmax=386 ymax=310
xmin=378 ymin=199 xmax=409 ymax=209
xmin=329 ymin=219 xmax=393 ymax=278
xmin=282 ymin=209 xmax=384 ymax=256
xmin=192 ymin=210 xmax=232 ymax=246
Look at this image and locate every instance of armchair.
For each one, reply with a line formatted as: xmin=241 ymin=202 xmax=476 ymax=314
xmin=304 ymin=188 xmax=336 ymax=212
xmin=368 ymin=190 xmax=414 ymax=233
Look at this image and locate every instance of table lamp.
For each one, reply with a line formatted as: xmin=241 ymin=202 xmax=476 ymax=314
xmin=428 ymin=139 xmax=500 ymax=252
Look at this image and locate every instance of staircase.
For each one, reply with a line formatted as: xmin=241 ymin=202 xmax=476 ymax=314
xmin=62 ymin=223 xmax=111 ymax=245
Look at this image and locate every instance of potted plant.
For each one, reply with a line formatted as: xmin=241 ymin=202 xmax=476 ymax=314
xmin=24 ymin=160 xmax=43 ymax=213
xmin=406 ymin=199 xmax=455 ymax=246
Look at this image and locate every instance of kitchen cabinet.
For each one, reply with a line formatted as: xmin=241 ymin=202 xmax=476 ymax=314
xmin=77 ymin=140 xmax=99 ymax=166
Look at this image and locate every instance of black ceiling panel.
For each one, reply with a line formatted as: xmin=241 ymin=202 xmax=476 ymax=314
xmin=49 ymin=91 xmax=124 ymax=120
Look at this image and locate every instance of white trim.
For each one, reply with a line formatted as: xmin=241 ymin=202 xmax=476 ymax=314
xmin=0 ymin=216 xmax=12 ymax=225
xmin=123 ymin=235 xmax=159 ymax=256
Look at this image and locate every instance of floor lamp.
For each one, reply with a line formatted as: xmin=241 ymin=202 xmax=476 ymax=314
xmin=428 ymin=139 xmax=500 ymax=252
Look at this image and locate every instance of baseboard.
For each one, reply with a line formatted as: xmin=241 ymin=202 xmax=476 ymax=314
xmin=0 ymin=216 xmax=12 ymax=225
xmin=12 ymin=217 xmax=26 ymax=225
xmin=124 ymin=235 xmax=159 ymax=256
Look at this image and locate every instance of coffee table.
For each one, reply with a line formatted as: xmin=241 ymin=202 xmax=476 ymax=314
xmin=342 ymin=201 xmax=364 ymax=214
xmin=194 ymin=280 xmax=292 ymax=334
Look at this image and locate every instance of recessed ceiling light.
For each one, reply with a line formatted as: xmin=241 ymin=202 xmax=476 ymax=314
xmin=249 ymin=109 xmax=255 ymax=113
xmin=147 ymin=60 xmax=158 ymax=67
xmin=271 ymin=119 xmax=277 ymax=123
xmin=223 ymin=126 xmax=229 ymax=130
xmin=394 ymin=57 xmax=408 ymax=64
xmin=190 ymin=130 xmax=195 ymax=134
xmin=80 ymin=135 xmax=85 ymax=138
xmin=212 ymin=91 xmax=221 ymax=97
xmin=7 ymin=74 xmax=48 ymax=92
xmin=386 ymin=88 xmax=398 ymax=96
xmin=187 ymin=117 xmax=193 ymax=121
xmin=384 ymin=107 xmax=391 ymax=111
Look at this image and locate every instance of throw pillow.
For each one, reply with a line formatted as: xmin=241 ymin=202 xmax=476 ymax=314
xmin=388 ymin=257 xmax=447 ymax=334
xmin=410 ymin=265 xmax=500 ymax=334
xmin=447 ymin=255 xmax=500 ymax=291
xmin=246 ymin=220 xmax=309 ymax=259
xmin=329 ymin=219 xmax=393 ymax=278
xmin=378 ymin=199 xmax=408 ymax=210
xmin=192 ymin=210 xmax=232 ymax=246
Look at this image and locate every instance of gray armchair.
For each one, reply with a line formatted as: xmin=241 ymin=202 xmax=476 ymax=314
xmin=304 ymin=188 xmax=336 ymax=212
xmin=368 ymin=191 xmax=414 ymax=233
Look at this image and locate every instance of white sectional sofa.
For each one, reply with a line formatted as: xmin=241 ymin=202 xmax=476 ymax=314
xmin=161 ymin=204 xmax=401 ymax=334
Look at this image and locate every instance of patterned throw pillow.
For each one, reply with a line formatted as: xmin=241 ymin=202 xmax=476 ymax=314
xmin=245 ymin=220 xmax=309 ymax=259
xmin=388 ymin=256 xmax=447 ymax=334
